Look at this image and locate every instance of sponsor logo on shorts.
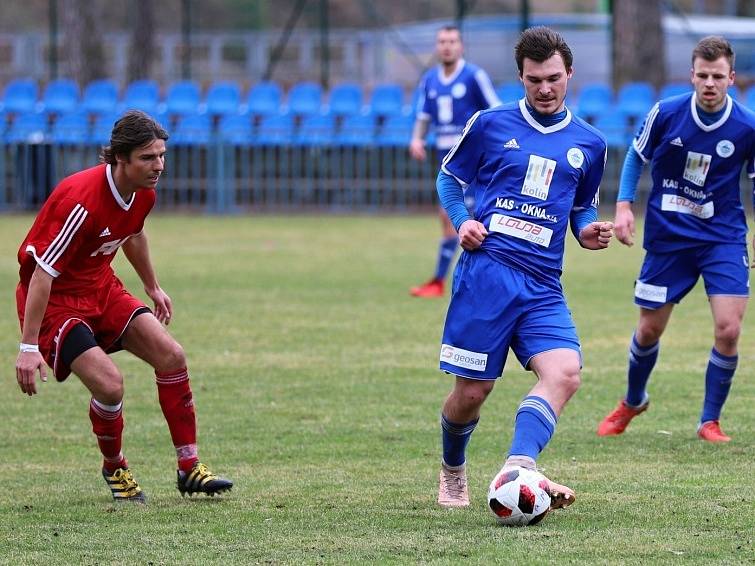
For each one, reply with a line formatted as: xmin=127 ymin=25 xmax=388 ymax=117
xmin=661 ymin=194 xmax=713 ymax=219
xmin=489 ymin=214 xmax=553 ymax=247
xmin=440 ymin=344 xmax=488 ymax=371
xmin=635 ymin=281 xmax=667 ymax=303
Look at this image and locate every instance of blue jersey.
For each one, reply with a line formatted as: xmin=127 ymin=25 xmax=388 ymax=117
xmin=633 ymin=93 xmax=755 ymax=252
xmin=441 ymin=99 xmax=606 ymax=282
xmin=416 ymin=59 xmax=500 ymax=152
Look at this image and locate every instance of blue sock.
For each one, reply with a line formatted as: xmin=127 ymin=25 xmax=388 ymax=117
xmin=508 ymin=396 xmax=557 ymax=461
xmin=626 ymin=333 xmax=659 ymax=407
xmin=701 ymin=348 xmax=737 ymax=423
xmin=433 ymin=236 xmax=459 ymax=281
xmin=441 ymin=414 xmax=478 ymax=467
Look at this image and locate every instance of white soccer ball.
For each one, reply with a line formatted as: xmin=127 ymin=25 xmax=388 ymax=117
xmin=487 ymin=466 xmax=551 ymax=526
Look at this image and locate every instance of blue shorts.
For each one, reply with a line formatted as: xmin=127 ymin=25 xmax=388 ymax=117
xmin=439 ymin=251 xmax=581 ymax=380
xmin=634 ymin=243 xmax=749 ymax=309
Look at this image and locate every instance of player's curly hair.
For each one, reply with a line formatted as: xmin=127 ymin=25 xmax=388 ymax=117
xmin=692 ymin=36 xmax=734 ymax=70
xmin=514 ymin=26 xmax=573 ymax=74
xmin=100 ymin=110 xmax=169 ymax=165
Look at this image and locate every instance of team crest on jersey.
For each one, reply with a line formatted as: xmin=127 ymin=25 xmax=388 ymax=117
xmin=522 ymin=154 xmax=556 ymax=200
xmin=428 ymin=89 xmax=437 ymax=99
xmin=682 ymin=151 xmax=711 ymax=187
xmin=566 ymin=148 xmax=584 ymax=169
xmin=716 ymin=140 xmax=734 ymax=158
xmin=451 ymin=83 xmax=467 ymax=98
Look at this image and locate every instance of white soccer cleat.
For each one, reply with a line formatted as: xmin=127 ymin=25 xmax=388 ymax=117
xmin=437 ymin=462 xmax=470 ymax=507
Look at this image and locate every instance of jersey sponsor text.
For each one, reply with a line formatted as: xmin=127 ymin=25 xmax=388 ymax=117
xmin=489 ymin=213 xmax=553 ymax=247
xmin=661 ymin=194 xmax=714 ymax=219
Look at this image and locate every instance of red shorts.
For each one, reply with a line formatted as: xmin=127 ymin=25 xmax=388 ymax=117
xmin=16 ymin=275 xmax=148 ymax=381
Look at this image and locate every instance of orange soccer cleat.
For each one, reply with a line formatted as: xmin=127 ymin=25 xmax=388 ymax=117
xmin=410 ymin=278 xmax=445 ymax=298
xmin=697 ymin=420 xmax=731 ymax=443
xmin=597 ymin=399 xmax=649 ymax=436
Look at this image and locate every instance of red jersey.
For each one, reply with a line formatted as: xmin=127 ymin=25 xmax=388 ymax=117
xmin=18 ymin=163 xmax=156 ymax=295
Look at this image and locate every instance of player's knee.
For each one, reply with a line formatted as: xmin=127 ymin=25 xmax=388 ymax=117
xmin=558 ymin=367 xmax=581 ymax=396
xmin=714 ymin=320 xmax=741 ymax=347
xmin=461 ymin=380 xmax=494 ymax=406
xmin=158 ymin=340 xmax=186 ymax=371
xmin=636 ymin=322 xmax=663 ymax=344
xmin=97 ymin=369 xmax=124 ymax=404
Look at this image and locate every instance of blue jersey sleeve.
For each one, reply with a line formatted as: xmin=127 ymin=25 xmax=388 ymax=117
xmin=471 ymin=69 xmax=501 ymax=109
xmin=416 ymin=73 xmax=431 ymax=120
xmin=441 ymin=111 xmax=485 ymax=185
xmin=632 ymin=102 xmax=661 ymax=162
xmin=572 ymin=143 xmax=606 ymax=211
xmin=617 ymin=145 xmax=644 ymax=202
xmin=436 ymin=171 xmax=472 ymax=231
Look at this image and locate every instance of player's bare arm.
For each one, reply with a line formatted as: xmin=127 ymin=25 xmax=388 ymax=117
xmin=458 ymin=219 xmax=488 ymax=250
xmin=409 ymin=118 xmax=429 ymax=161
xmin=16 ymin=265 xmax=52 ymax=396
xmin=614 ymin=201 xmax=635 ymax=246
xmin=579 ymin=221 xmax=614 ymax=250
xmin=122 ymin=231 xmax=173 ymax=324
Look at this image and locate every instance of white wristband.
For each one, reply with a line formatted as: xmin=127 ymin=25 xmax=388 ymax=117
xmin=20 ymin=343 xmax=40 ymax=353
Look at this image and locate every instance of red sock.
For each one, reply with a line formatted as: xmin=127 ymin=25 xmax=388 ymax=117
xmin=155 ymin=367 xmax=198 ymax=472
xmin=89 ymin=399 xmax=127 ymax=474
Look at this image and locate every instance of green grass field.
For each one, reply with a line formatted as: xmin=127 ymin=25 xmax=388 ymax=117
xmin=1 ymin=214 xmax=753 ymax=565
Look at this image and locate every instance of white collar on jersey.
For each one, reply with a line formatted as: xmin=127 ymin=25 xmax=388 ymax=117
xmin=518 ymin=98 xmax=572 ymax=134
xmin=690 ymin=93 xmax=732 ymax=132
xmin=106 ymin=163 xmax=135 ymax=211
xmin=437 ymin=59 xmax=466 ymax=86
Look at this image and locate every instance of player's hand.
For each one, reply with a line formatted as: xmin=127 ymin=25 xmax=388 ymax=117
xmin=458 ymin=219 xmax=488 ymax=250
xmin=146 ymin=286 xmax=173 ymax=325
xmin=408 ymin=138 xmax=426 ymax=161
xmin=579 ymin=221 xmax=614 ymax=250
xmin=613 ymin=201 xmax=635 ymax=246
xmin=16 ymin=350 xmax=47 ymax=396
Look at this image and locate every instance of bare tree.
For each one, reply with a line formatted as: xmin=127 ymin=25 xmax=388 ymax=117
xmin=61 ymin=0 xmax=105 ymax=84
xmin=127 ymin=0 xmax=155 ymax=82
xmin=612 ymin=0 xmax=665 ymax=89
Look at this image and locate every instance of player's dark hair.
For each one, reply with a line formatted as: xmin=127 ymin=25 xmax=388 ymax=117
xmin=692 ymin=35 xmax=735 ymax=70
xmin=100 ymin=110 xmax=169 ymax=165
xmin=514 ymin=26 xmax=573 ymax=74
xmin=439 ymin=25 xmax=460 ymax=34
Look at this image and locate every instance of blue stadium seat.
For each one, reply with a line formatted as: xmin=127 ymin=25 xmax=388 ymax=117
xmin=171 ymin=113 xmax=212 ymax=145
xmin=81 ymin=80 xmax=119 ymax=116
xmin=659 ymin=82 xmax=692 ymax=100
xmin=376 ymin=114 xmax=413 ymax=146
xmin=219 ymin=114 xmax=254 ymax=145
xmin=329 ymin=83 xmax=363 ymax=116
xmin=254 ymin=113 xmax=294 ymax=145
xmin=369 ymin=83 xmax=404 ymax=117
xmin=42 ymin=79 xmax=79 ymax=115
xmin=5 ymin=112 xmax=48 ymax=143
xmin=245 ymin=81 xmax=282 ymax=117
xmin=297 ymin=113 xmax=335 ymax=146
xmin=496 ymin=81 xmax=524 ymax=104
xmin=744 ymin=85 xmax=755 ymax=111
xmin=164 ymin=81 xmax=201 ymax=117
xmin=50 ymin=111 xmax=90 ymax=144
xmin=205 ymin=81 xmax=241 ymax=116
xmin=336 ymin=114 xmax=375 ymax=146
xmin=594 ymin=112 xmax=631 ymax=149
xmin=574 ymin=83 xmax=612 ymax=120
xmin=2 ymin=78 xmax=39 ymax=114
xmin=120 ymin=80 xmax=160 ymax=115
xmin=90 ymin=112 xmax=121 ymax=144
xmin=616 ymin=81 xmax=655 ymax=120
xmin=287 ymin=82 xmax=322 ymax=116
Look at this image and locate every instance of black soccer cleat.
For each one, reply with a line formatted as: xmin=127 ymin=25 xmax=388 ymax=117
xmin=176 ymin=462 xmax=233 ymax=497
xmin=102 ymin=467 xmax=147 ymax=503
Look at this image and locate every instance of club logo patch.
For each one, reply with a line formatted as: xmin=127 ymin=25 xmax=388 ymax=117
xmin=451 ymin=83 xmax=467 ymax=98
xmin=567 ymin=147 xmax=584 ymax=169
xmin=716 ymin=140 xmax=734 ymax=158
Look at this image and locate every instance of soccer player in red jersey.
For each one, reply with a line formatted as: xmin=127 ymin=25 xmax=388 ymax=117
xmin=14 ymin=110 xmax=232 ymax=502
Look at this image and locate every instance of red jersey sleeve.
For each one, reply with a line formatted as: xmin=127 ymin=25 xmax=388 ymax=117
xmin=22 ymin=195 xmax=92 ymax=279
